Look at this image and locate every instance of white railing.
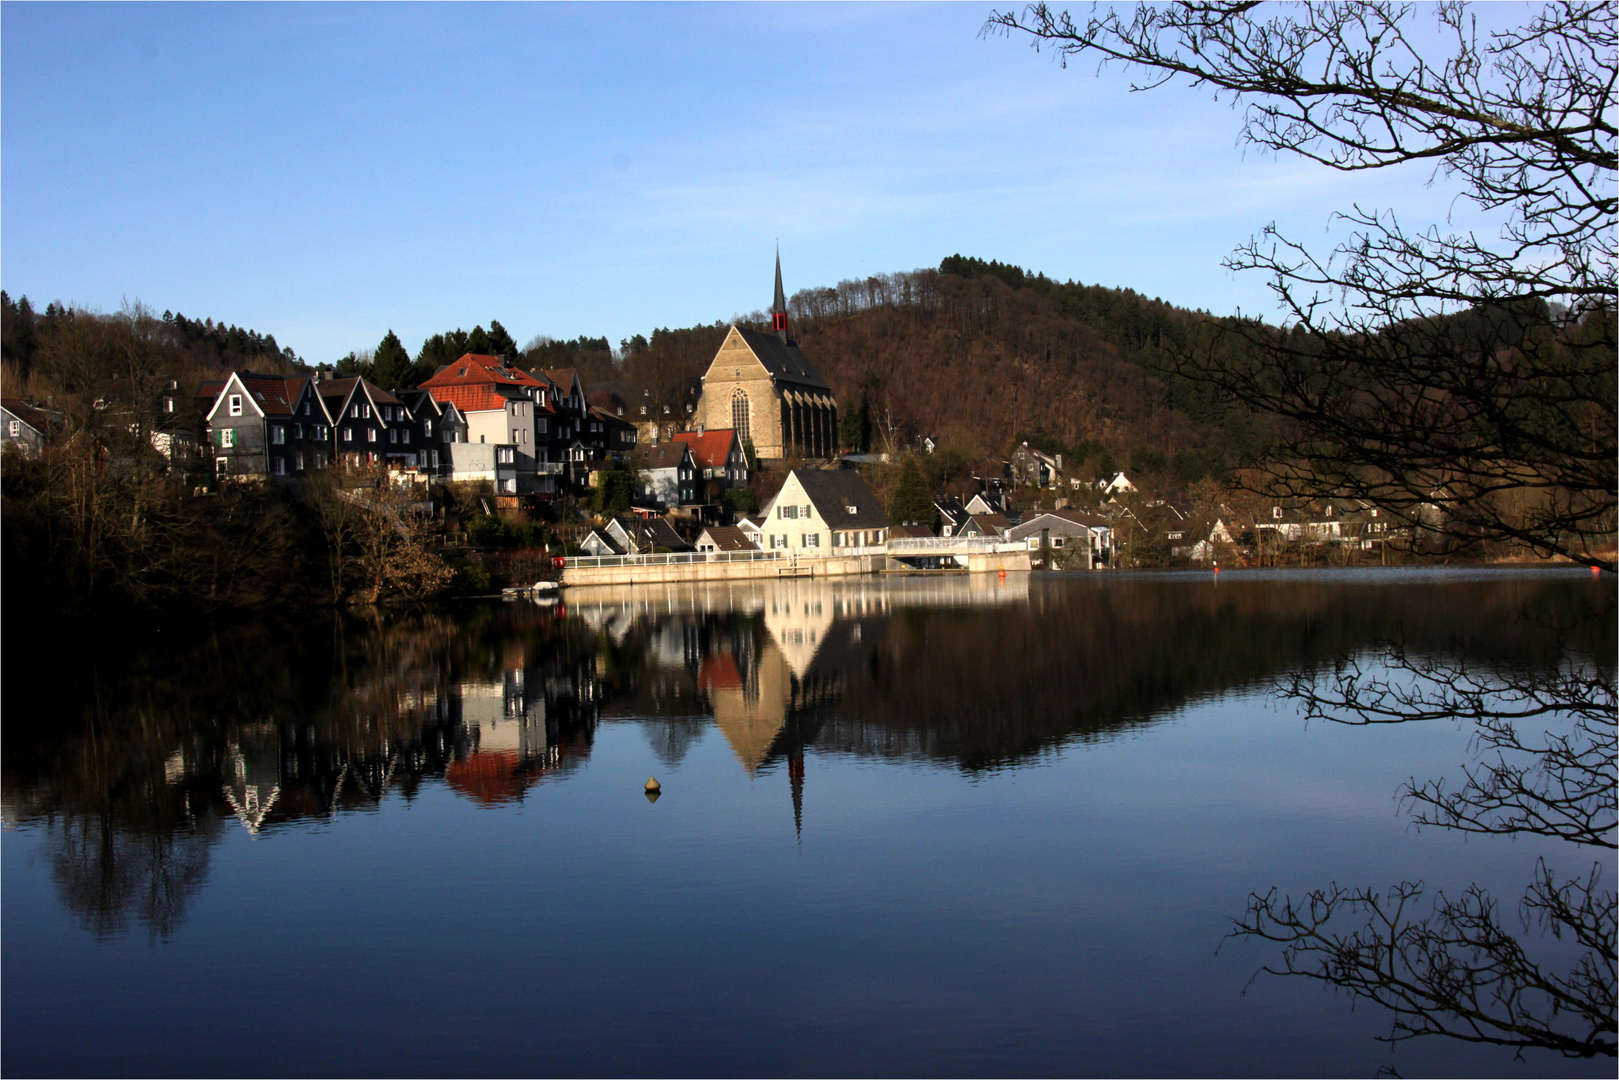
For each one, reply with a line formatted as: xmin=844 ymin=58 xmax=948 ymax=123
xmin=567 ymin=549 xmax=785 ymax=569
xmin=887 ymin=536 xmax=1024 ymax=553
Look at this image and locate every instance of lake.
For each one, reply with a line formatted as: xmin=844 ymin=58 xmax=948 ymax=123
xmin=3 ymin=567 xmax=1613 ymax=1078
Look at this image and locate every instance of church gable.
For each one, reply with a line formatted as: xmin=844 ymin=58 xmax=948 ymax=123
xmin=704 ymin=327 xmax=773 ymax=385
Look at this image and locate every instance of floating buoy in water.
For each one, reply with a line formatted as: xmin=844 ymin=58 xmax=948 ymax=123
xmin=998 ymin=569 xmax=1006 ymax=579
xmin=1593 ymin=565 xmax=1602 ymax=575
xmin=645 ymin=776 xmax=661 ymax=793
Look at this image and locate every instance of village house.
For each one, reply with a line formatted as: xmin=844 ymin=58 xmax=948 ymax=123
xmin=759 ymin=469 xmax=892 ymax=555
xmin=395 ymin=389 xmax=467 ymax=480
xmin=690 ymin=257 xmax=837 ymax=461
xmin=673 ymin=427 xmax=748 ymax=503
xmin=1010 ymin=441 xmax=1063 ymax=489
xmin=420 ymin=354 xmax=548 ymax=492
xmin=581 ymin=516 xmax=692 ymax=556
xmin=632 ymin=440 xmax=699 ymax=509
xmin=966 ymin=490 xmax=1021 ymax=525
xmin=695 ymin=525 xmax=760 ymax=553
xmin=1 ymin=398 xmax=49 ymax=457
xmin=957 ymin=512 xmax=1012 ymax=538
xmin=202 ymin=370 xmax=322 ymax=482
xmin=316 ymin=376 xmax=417 ymax=470
xmin=935 ymin=496 xmax=970 ymax=537
xmin=1006 ymin=511 xmax=1097 ymax=568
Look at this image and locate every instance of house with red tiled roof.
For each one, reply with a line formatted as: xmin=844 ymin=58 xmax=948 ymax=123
xmin=672 ymin=427 xmax=747 ymax=502
xmin=421 ymin=354 xmax=552 ymax=492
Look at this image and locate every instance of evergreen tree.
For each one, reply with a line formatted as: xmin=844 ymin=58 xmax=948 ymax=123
xmin=888 ymin=456 xmax=936 ymax=527
xmin=465 ymin=325 xmax=492 ymax=356
xmin=486 ymin=320 xmax=518 ymax=362
xmin=372 ymin=330 xmax=413 ymax=390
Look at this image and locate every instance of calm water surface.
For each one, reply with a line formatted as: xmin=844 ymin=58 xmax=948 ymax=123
xmin=4 ymin=567 xmax=1612 ymax=1078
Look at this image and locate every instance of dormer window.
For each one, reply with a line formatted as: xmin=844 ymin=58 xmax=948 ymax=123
xmin=457 ymin=367 xmax=468 ymax=377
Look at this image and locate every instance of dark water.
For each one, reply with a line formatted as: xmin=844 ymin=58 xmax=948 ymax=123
xmin=3 ymin=568 xmax=1612 ymax=1078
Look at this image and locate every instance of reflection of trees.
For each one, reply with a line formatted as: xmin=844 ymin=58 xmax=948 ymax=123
xmin=46 ymin=812 xmax=220 ymax=940
xmin=4 ymin=603 xmax=603 ymax=937
xmin=1234 ymin=602 xmax=1615 ymax=1061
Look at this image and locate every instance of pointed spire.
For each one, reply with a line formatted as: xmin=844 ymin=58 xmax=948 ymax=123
xmin=771 ymin=248 xmax=789 ymax=343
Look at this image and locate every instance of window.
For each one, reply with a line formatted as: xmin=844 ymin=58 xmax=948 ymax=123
xmin=1053 ymin=536 xmax=1066 ymax=547
xmin=512 ymin=431 xmax=521 ymax=443
xmin=292 ymin=424 xmax=302 ymax=439
xmin=847 ymin=505 xmax=858 ymax=515
xmin=366 ymin=429 xmax=377 ymax=442
xmin=496 ymin=447 xmax=515 ymax=464
xmin=164 ymin=398 xmax=174 ymax=413
xmin=780 ymin=505 xmax=798 ymax=519
xmin=803 ymin=505 xmax=813 ymax=518
xmin=7 ymin=420 xmax=17 ymax=437
xmin=271 ymin=426 xmax=285 ymax=445
xmin=538 ymin=418 xmax=549 ymax=434
xmin=216 ymin=457 xmax=229 ymax=475
xmin=303 ymin=402 xmax=311 ymax=416
xmin=389 ymin=429 xmax=398 ymax=444
xmin=343 ymin=429 xmax=354 ymax=442
xmin=294 ymin=452 xmax=305 ymax=471
xmin=424 ymin=420 xmax=433 ymax=437
xmin=731 ymin=389 xmax=750 ymax=442
xmin=228 ymin=394 xmax=242 ymax=416
xmin=771 ymin=534 xmax=787 ymax=549
xmin=220 ymin=428 xmax=235 ymax=448
xmin=501 ymin=478 xmax=517 ymax=493
xmin=1028 ymin=537 xmax=1041 ymax=550
xmin=457 ymin=367 xmax=468 ymax=377
xmin=804 ymin=534 xmax=820 ymax=548
xmin=402 ymin=430 xmax=411 ymax=443
xmin=271 ymin=457 xmax=285 ymax=476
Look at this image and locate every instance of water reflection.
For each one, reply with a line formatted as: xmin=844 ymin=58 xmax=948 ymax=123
xmin=4 ymin=569 xmax=1605 ymax=941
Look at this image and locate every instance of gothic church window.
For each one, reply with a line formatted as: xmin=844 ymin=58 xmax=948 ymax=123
xmin=732 ymin=389 xmax=750 ymax=443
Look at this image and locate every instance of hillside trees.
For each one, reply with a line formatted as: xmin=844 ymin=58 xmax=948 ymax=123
xmin=987 ymin=0 xmax=1616 ymax=571
xmin=987 ymin=0 xmax=1616 ymax=1059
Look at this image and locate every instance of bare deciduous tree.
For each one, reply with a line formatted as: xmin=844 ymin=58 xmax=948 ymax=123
xmin=986 ymin=1 xmax=1616 ymax=570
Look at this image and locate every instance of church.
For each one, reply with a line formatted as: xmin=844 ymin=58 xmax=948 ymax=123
xmin=692 ymin=256 xmax=837 ymax=460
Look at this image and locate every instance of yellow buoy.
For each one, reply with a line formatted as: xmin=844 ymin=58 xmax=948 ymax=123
xmin=645 ymin=776 xmax=661 ymax=793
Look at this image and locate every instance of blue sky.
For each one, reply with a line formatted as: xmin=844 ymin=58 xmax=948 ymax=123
xmin=3 ymin=2 xmax=1478 ymax=363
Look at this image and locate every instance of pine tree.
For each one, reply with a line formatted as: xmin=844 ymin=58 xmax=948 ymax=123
xmin=888 ymin=456 xmax=935 ymax=527
xmin=372 ymin=330 xmax=413 ymax=390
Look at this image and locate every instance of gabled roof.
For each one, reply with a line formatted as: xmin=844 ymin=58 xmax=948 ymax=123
xmin=890 ymin=524 xmax=936 ymax=539
xmin=588 ymin=404 xmax=635 ymax=429
xmin=422 ymin=354 xmax=547 ymax=391
xmin=725 ymin=326 xmax=832 ymax=392
xmin=424 ymin=382 xmax=529 ymax=414
xmin=782 ymin=469 xmax=892 ymax=530
xmin=205 ymin=372 xmax=307 ymax=421
xmin=697 ymin=525 xmax=759 ymax=551
xmin=962 ymin=512 xmax=1011 ymax=536
xmin=633 ymin=442 xmax=693 ymax=471
xmin=609 ymin=516 xmax=691 ymax=552
xmin=582 ymin=527 xmax=626 ymax=555
xmin=394 ymin=388 xmax=443 ymax=419
xmin=541 ymin=368 xmax=583 ymax=396
xmin=672 ymin=428 xmax=740 ymax=469
xmin=1 ymin=398 xmax=49 ymax=435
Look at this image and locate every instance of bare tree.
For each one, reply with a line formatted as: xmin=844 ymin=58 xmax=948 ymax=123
xmin=985 ymin=1 xmax=1616 ymax=570
xmin=1232 ymin=639 xmax=1615 ymax=1060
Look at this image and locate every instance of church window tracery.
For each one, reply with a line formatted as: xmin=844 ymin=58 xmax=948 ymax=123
xmin=732 ymin=389 xmax=750 ymax=443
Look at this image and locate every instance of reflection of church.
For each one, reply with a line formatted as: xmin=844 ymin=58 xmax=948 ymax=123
xmin=691 ymin=582 xmax=887 ymax=834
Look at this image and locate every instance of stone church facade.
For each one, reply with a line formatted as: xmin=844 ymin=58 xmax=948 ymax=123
xmin=693 ymin=258 xmax=837 ymax=461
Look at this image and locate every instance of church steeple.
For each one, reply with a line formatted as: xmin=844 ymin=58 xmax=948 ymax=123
xmin=771 ymin=249 xmax=789 ymax=343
